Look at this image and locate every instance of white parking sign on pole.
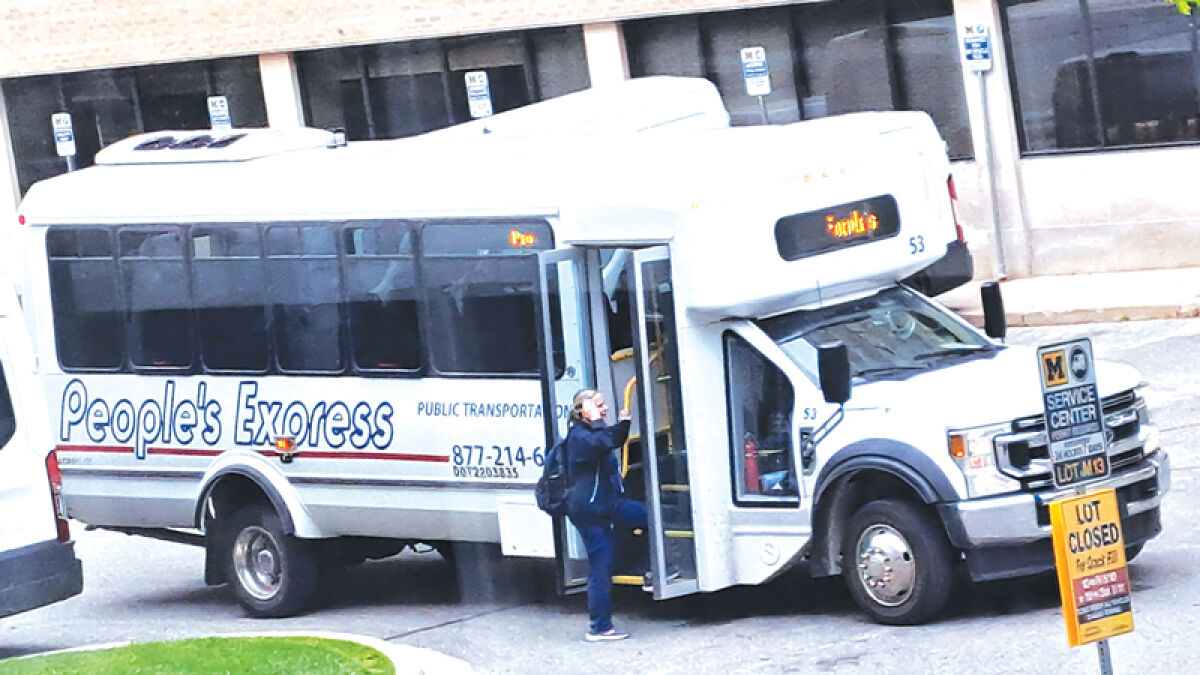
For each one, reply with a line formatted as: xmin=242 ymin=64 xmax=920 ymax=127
xmin=51 ymin=113 xmax=76 ymax=158
xmin=208 ymin=96 xmax=232 ymax=130
xmin=465 ymin=71 xmax=493 ymax=119
xmin=740 ymin=47 xmax=771 ymax=97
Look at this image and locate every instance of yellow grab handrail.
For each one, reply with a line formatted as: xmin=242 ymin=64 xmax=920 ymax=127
xmin=621 ymin=375 xmax=637 ymax=478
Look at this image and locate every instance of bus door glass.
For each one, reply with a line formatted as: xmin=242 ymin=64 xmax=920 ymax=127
xmin=627 ymin=246 xmax=698 ymax=599
xmin=536 ymin=247 xmax=593 ymax=594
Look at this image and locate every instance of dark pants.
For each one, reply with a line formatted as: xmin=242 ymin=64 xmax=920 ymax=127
xmin=569 ymin=498 xmax=647 ymax=633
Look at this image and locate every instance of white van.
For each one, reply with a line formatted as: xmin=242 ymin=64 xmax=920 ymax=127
xmin=0 ymin=275 xmax=83 ymax=618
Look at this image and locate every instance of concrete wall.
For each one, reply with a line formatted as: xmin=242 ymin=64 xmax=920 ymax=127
xmin=0 ymin=0 xmax=797 ymax=77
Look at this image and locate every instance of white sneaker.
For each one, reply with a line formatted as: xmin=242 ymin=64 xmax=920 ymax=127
xmin=585 ymin=628 xmax=630 ymax=642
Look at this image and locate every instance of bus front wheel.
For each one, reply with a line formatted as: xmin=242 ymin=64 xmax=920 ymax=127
xmin=841 ymin=498 xmax=954 ymax=625
xmin=225 ymin=504 xmax=319 ymax=618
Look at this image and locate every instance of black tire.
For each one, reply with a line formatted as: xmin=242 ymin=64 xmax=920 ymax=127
xmin=224 ymin=504 xmax=319 ymax=618
xmin=841 ymin=498 xmax=955 ymax=625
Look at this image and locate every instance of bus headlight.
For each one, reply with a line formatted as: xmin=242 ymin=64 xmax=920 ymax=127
xmin=948 ymin=423 xmax=1022 ymax=498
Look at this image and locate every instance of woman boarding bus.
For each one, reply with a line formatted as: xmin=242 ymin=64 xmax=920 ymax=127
xmin=16 ymin=78 xmax=1165 ymax=624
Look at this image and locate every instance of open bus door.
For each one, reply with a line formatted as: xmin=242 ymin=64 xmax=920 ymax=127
xmin=538 ymin=245 xmax=699 ymax=599
xmin=536 ymin=247 xmax=593 ymax=595
xmin=625 ymin=246 xmax=698 ymax=599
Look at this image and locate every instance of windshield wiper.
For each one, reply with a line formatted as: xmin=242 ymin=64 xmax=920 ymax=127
xmin=913 ymin=346 xmax=990 ymax=360
xmin=854 ymin=365 xmax=926 ymax=379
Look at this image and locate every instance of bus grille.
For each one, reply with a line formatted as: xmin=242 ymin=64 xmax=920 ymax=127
xmin=993 ymin=389 xmax=1145 ymax=492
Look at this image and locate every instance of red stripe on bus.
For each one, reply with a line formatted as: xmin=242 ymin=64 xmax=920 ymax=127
xmin=55 ymin=444 xmax=447 ymax=462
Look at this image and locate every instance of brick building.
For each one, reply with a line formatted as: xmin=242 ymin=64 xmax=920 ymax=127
xmin=3 ymin=0 xmax=1199 ymax=282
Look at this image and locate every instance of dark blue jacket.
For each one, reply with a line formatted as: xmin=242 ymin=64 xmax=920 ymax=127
xmin=565 ymin=418 xmax=631 ymax=522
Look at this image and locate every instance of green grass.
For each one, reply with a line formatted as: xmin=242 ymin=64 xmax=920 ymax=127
xmin=0 ymin=636 xmax=395 ymax=675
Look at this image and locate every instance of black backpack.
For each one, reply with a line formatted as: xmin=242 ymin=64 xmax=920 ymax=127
xmin=535 ymin=437 xmax=570 ymax=517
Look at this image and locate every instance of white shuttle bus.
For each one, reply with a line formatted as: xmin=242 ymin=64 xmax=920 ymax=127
xmin=0 ymin=274 xmax=83 ymax=618
xmin=17 ymin=78 xmax=1165 ymax=624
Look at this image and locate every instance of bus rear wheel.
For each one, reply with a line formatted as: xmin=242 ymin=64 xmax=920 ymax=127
xmin=225 ymin=504 xmax=319 ymax=618
xmin=842 ymin=498 xmax=954 ymax=625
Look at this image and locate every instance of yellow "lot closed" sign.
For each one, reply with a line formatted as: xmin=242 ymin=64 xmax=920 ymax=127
xmin=1049 ymin=488 xmax=1134 ymax=646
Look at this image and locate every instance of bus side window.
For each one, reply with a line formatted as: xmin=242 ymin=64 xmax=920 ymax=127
xmin=118 ymin=227 xmax=192 ymax=370
xmin=724 ymin=332 xmax=798 ymax=504
xmin=266 ymin=224 xmax=344 ymax=373
xmin=343 ymin=222 xmax=421 ymax=373
xmin=421 ymin=221 xmax=552 ymax=375
xmin=191 ymin=225 xmax=269 ymax=372
xmin=46 ymin=227 xmax=125 ymax=370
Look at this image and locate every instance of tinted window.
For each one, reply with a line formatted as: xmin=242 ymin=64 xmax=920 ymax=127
xmin=725 ymin=333 xmax=798 ymax=504
xmin=47 ymin=228 xmax=125 ymax=370
xmin=0 ymin=362 xmax=14 ymax=448
xmin=266 ymin=224 xmax=345 ymax=373
xmin=422 ymin=221 xmax=552 ymax=374
xmin=343 ymin=223 xmax=421 ymax=372
xmin=191 ymin=226 xmax=268 ymax=372
xmin=119 ymin=227 xmax=192 ymax=369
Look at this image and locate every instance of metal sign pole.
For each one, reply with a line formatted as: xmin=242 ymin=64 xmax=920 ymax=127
xmin=978 ymin=69 xmax=1007 ymax=278
xmin=1097 ymin=638 xmax=1113 ymax=675
xmin=758 ymin=95 xmax=768 ymax=125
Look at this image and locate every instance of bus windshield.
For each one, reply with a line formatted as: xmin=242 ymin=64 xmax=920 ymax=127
xmin=760 ymin=286 xmax=995 ymax=382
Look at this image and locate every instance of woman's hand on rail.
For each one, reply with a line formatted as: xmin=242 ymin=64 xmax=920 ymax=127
xmin=618 ymin=407 xmax=631 ymax=422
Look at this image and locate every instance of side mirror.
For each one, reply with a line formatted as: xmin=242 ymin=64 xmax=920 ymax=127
xmin=817 ymin=342 xmax=851 ymax=405
xmin=980 ymin=281 xmax=1007 ymax=340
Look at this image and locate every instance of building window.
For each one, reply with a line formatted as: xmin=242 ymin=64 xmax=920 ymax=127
xmin=2 ymin=57 xmax=266 ymax=195
xmin=1004 ymin=0 xmax=1200 ymax=153
xmin=296 ymin=28 xmax=589 ymax=140
xmin=625 ymin=0 xmax=972 ymax=159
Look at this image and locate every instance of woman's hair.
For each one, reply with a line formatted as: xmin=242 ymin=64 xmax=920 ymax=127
xmin=570 ymin=388 xmax=597 ymax=424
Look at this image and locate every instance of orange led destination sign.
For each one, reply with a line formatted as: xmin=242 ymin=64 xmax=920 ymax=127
xmin=825 ymin=210 xmax=880 ymax=239
xmin=775 ymin=194 xmax=900 ymax=260
xmin=509 ymin=229 xmax=538 ymax=248
xmin=1049 ymin=488 xmax=1134 ymax=647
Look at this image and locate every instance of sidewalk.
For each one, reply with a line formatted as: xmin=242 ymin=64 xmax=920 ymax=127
xmin=938 ymin=267 xmax=1200 ymax=327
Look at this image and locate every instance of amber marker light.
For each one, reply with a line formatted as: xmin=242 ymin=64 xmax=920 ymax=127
xmin=948 ymin=434 xmax=967 ymax=461
xmin=274 ymin=437 xmax=295 ymax=452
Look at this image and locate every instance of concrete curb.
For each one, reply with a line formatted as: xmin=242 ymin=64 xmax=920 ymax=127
xmin=950 ymin=303 xmax=1200 ymax=328
xmin=2 ymin=631 xmax=475 ymax=675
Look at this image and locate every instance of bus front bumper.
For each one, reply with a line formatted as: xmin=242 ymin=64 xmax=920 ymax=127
xmin=937 ymin=451 xmax=1169 ymax=582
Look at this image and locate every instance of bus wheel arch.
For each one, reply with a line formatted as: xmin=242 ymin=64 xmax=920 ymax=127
xmin=811 ymin=467 xmax=934 ymax=578
xmin=197 ymin=469 xmax=296 ymax=587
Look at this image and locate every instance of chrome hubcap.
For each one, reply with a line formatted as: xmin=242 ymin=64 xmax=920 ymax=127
xmin=855 ymin=524 xmax=916 ymax=607
xmin=233 ymin=525 xmax=282 ymax=601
